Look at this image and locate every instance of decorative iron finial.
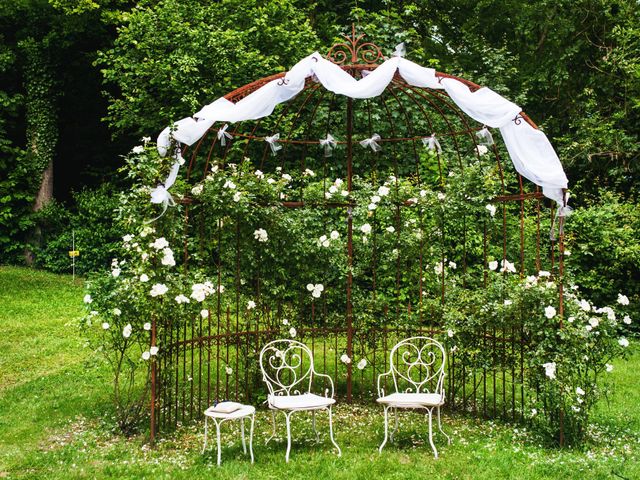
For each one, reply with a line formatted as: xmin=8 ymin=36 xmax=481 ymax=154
xmin=326 ymin=24 xmax=385 ymax=65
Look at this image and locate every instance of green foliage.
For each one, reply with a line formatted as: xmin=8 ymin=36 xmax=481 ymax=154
xmin=96 ymin=0 xmax=319 ymax=137
xmin=565 ymin=192 xmax=640 ymax=324
xmin=32 ymin=184 xmax=122 ymax=274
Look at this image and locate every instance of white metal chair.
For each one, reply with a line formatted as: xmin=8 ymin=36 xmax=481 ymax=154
xmin=376 ymin=336 xmax=451 ymax=458
xmin=259 ymin=339 xmax=341 ymax=462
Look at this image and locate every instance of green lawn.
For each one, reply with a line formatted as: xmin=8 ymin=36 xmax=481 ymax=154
xmin=1 ymin=266 xmax=638 ymax=479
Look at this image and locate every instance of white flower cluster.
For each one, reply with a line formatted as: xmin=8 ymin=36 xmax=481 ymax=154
xmin=542 ymin=361 xmax=556 ymax=380
xmin=486 ymin=204 xmax=496 ymax=217
xmin=142 ymin=346 xmax=159 ymax=361
xmin=500 ymin=259 xmax=517 ymax=273
xmin=191 ymin=184 xmax=204 ymax=196
xmin=150 ymin=237 xmax=169 ymax=250
xmin=476 ymin=145 xmax=489 ymax=156
xmin=326 ymin=178 xmax=348 ymax=199
xmin=617 ymin=293 xmax=630 ymax=306
xmin=434 ymin=259 xmax=456 ymax=275
xmin=175 ymin=294 xmax=190 ymax=304
xmin=306 ymin=283 xmax=324 ymax=298
xmin=340 ymin=354 xmax=351 ymax=364
xmin=150 ymin=283 xmax=168 ymax=297
xmin=111 ymin=258 xmax=121 ymax=278
xmin=161 ymin=247 xmax=175 ymax=267
xmin=191 ymin=281 xmax=217 ymax=302
xmin=253 ymin=228 xmax=268 ymax=243
xmin=318 ymin=230 xmax=339 ymax=247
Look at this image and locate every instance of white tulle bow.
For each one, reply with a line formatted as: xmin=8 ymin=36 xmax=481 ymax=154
xmin=264 ymin=133 xmax=282 ymax=154
xmin=360 ymin=133 xmax=382 ymax=152
xmin=217 ymin=123 xmax=233 ymax=146
xmin=319 ymin=133 xmax=337 ymax=157
xmin=422 ymin=134 xmax=442 ymax=153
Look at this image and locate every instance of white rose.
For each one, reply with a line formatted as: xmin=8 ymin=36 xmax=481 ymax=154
xmin=617 ymin=293 xmax=630 ymax=305
xmin=330 ymin=230 xmax=339 ymax=240
xmin=476 ymin=145 xmax=489 ymax=156
xmin=150 ymin=346 xmax=159 ymax=356
xmin=142 ymin=351 xmax=151 ymax=360
xmin=542 ymin=362 xmax=556 ymax=380
xmin=144 ymin=322 xmax=151 ymax=331
xmin=83 ymin=294 xmax=92 ymax=304
xmin=102 ymin=322 xmax=110 ymax=330
xmin=140 ymin=274 xmax=149 ymax=282
xmin=340 ymin=354 xmax=351 ymax=364
xmin=488 ymin=261 xmax=498 ymax=271
xmin=360 ymin=223 xmax=372 ymax=235
xmin=150 ymin=283 xmax=168 ymax=297
xmin=544 ymin=306 xmax=557 ymax=319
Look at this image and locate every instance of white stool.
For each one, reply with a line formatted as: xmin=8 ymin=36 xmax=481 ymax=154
xmin=202 ymin=404 xmax=255 ymax=466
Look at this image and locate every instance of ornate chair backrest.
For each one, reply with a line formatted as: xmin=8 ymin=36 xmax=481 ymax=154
xmin=259 ymin=339 xmax=315 ymax=397
xmin=388 ymin=337 xmax=446 ymax=395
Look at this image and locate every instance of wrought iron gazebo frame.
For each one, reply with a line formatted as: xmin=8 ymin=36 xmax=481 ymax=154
xmin=150 ymin=26 xmax=567 ymax=444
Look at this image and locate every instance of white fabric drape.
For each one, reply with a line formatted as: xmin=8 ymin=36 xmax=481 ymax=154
xmin=156 ymin=50 xmax=568 ymax=206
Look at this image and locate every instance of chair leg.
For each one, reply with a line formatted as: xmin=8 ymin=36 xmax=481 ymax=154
xmin=216 ymin=420 xmax=223 ymax=466
xmin=202 ymin=417 xmax=208 ymax=454
xmin=427 ymin=408 xmax=438 ymax=459
xmin=390 ymin=407 xmax=399 ymax=442
xmin=312 ymin=410 xmax=320 ymax=442
xmin=379 ymin=406 xmax=390 ymax=454
xmin=437 ymin=406 xmax=451 ymax=445
xmin=241 ymin=417 xmax=247 ymax=454
xmin=249 ymin=413 xmax=255 ymax=464
xmin=284 ymin=411 xmax=293 ymax=463
xmin=266 ymin=409 xmax=277 ymax=445
xmin=327 ymin=406 xmax=341 ymax=457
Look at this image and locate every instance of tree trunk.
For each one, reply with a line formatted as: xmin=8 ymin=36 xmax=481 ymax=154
xmin=19 ymin=37 xmax=58 ymax=265
xmin=33 ymin=161 xmax=54 ymax=212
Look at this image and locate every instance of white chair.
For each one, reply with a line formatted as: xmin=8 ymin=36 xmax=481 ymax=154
xmin=376 ymin=336 xmax=451 ymax=458
xmin=259 ymin=339 xmax=341 ymax=462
